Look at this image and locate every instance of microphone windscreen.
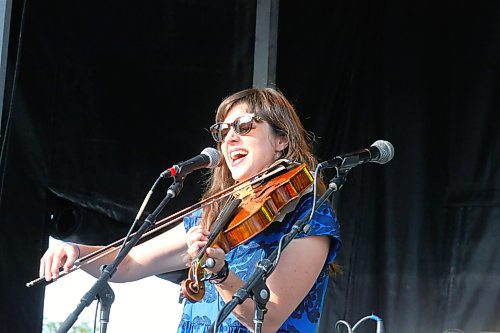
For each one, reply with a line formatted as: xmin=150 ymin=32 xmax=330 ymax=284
xmin=201 ymin=147 xmax=220 ymax=168
xmin=371 ymin=140 xmax=395 ymax=164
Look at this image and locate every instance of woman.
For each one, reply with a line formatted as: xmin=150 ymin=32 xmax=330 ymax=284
xmin=40 ymin=88 xmax=341 ymax=333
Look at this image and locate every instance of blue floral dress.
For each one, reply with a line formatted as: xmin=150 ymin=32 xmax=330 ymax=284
xmin=178 ymin=194 xmax=341 ymax=333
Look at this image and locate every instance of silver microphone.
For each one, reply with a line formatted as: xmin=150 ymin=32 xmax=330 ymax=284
xmin=319 ymin=140 xmax=395 ymax=169
xmin=162 ymin=147 xmax=220 ymax=178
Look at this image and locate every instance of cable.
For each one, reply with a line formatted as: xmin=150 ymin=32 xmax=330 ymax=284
xmin=271 ymin=164 xmax=322 ymax=272
xmin=118 ymin=175 xmax=162 ymax=254
xmin=337 ymin=313 xmax=384 ymax=333
xmin=335 ymin=320 xmax=353 ymax=333
xmin=308 ymin=164 xmax=322 ymax=221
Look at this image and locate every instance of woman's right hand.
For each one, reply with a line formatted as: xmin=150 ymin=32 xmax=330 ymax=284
xmin=39 ymin=242 xmax=80 ymax=281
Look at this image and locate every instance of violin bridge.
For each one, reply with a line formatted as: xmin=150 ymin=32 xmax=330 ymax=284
xmin=233 ymin=183 xmax=254 ymax=199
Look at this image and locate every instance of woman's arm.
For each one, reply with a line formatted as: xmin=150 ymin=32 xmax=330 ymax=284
xmin=40 ymin=223 xmax=189 ymax=283
xmin=187 ymin=228 xmax=330 ymax=333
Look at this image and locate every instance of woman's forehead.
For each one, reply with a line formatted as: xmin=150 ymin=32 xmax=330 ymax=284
xmin=222 ymin=103 xmax=251 ymax=122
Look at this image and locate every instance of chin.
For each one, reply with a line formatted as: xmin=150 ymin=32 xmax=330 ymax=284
xmin=231 ymin=172 xmax=247 ymax=182
xmin=230 ymin=168 xmax=250 ymax=182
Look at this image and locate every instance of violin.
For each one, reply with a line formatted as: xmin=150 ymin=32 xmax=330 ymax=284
xmin=26 ymin=160 xmax=314 ymax=291
xmin=180 ymin=162 xmax=314 ymax=302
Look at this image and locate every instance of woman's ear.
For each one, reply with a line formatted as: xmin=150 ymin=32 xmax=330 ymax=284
xmin=275 ymin=135 xmax=289 ymax=153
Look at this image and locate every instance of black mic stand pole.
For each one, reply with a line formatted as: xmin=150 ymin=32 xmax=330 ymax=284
xmin=56 ymin=178 xmax=184 ymax=333
xmin=97 ymin=267 xmax=115 ymax=333
xmin=209 ymin=168 xmax=349 ymax=333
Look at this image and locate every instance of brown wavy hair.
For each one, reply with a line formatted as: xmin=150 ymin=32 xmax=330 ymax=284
xmin=201 ymin=88 xmax=326 ymax=230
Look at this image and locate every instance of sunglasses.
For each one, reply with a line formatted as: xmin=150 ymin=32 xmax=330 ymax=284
xmin=210 ymin=114 xmax=264 ymax=143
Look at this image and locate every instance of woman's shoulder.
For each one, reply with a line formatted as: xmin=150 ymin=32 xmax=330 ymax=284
xmin=183 ymin=209 xmax=203 ymax=230
xmin=286 ymin=193 xmax=341 ymax=262
xmin=293 ymin=193 xmax=339 ymax=231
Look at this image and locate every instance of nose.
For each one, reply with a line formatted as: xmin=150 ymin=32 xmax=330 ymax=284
xmin=223 ymin=126 xmax=239 ymax=143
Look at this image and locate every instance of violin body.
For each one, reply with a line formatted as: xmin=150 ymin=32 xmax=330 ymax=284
xmin=181 ymin=162 xmax=314 ymax=302
xmin=216 ymin=163 xmax=314 ymax=252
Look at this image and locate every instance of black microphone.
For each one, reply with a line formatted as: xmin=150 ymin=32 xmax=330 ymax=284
xmin=162 ymin=147 xmax=220 ymax=178
xmin=318 ymin=140 xmax=394 ymax=170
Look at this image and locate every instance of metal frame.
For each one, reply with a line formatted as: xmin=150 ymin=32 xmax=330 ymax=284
xmin=253 ymin=0 xmax=279 ymax=88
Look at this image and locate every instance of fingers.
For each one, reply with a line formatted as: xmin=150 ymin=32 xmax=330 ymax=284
xmin=206 ymin=247 xmax=225 ymax=260
xmin=185 ymin=226 xmax=226 ymax=273
xmin=39 ymin=243 xmax=79 ymax=281
xmin=40 ymin=252 xmax=54 ymax=281
xmin=50 ymin=250 xmax=64 ymax=279
xmin=63 ymin=246 xmax=79 ymax=272
xmin=205 ymin=247 xmax=226 ymax=273
xmin=186 ymin=226 xmax=210 ymax=258
xmin=187 ymin=240 xmax=207 ymax=258
xmin=186 ymin=226 xmax=209 ymax=247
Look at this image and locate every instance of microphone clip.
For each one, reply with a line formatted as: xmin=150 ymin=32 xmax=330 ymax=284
xmin=160 ymin=165 xmax=180 ymax=179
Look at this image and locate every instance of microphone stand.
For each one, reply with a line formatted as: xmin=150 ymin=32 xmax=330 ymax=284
xmin=209 ymin=168 xmax=350 ymax=333
xmin=97 ymin=266 xmax=115 ymax=333
xmin=56 ymin=178 xmax=184 ymax=333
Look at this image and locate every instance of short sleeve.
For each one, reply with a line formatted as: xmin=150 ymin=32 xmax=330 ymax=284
xmin=290 ymin=194 xmax=341 ymax=264
xmin=183 ymin=209 xmax=203 ymax=232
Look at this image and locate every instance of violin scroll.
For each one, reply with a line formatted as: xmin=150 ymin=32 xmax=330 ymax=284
xmin=180 ymin=260 xmax=206 ymax=302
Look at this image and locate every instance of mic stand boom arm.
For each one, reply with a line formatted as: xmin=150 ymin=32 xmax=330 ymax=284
xmin=209 ymin=169 xmax=349 ymax=333
xmin=56 ymin=179 xmax=184 ymax=333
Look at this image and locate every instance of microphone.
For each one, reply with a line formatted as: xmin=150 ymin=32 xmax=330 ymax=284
xmin=162 ymin=147 xmax=220 ymax=178
xmin=318 ymin=140 xmax=394 ymax=170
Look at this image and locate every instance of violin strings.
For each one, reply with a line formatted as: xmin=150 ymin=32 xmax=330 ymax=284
xmin=195 ymin=195 xmax=240 ymax=261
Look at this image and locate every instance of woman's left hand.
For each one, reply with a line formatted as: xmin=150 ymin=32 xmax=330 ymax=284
xmin=185 ymin=225 xmax=226 ymax=274
xmin=205 ymin=247 xmax=226 ymax=274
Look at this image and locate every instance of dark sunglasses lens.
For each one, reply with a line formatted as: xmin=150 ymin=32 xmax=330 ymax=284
xmin=211 ymin=123 xmax=229 ymax=142
xmin=235 ymin=116 xmax=254 ymax=134
xmin=219 ymin=127 xmax=230 ymax=141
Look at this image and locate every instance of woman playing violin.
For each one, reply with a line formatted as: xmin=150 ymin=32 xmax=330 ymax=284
xmin=39 ymin=87 xmax=341 ymax=333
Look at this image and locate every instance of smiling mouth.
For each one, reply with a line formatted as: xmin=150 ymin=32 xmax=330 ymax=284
xmin=230 ymin=150 xmax=248 ymax=164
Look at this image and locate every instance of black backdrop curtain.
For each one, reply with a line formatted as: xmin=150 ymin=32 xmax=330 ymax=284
xmin=277 ymin=2 xmax=499 ymax=332
xmin=1 ymin=1 xmax=498 ymax=333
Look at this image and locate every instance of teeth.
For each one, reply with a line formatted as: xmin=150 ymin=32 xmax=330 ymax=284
xmin=230 ymin=150 xmax=247 ymax=160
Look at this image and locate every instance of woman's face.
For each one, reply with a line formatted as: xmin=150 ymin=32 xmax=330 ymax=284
xmin=220 ymin=104 xmax=288 ymax=182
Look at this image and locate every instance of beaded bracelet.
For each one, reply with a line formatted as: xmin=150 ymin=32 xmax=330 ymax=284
xmin=208 ymin=260 xmax=229 ymax=284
